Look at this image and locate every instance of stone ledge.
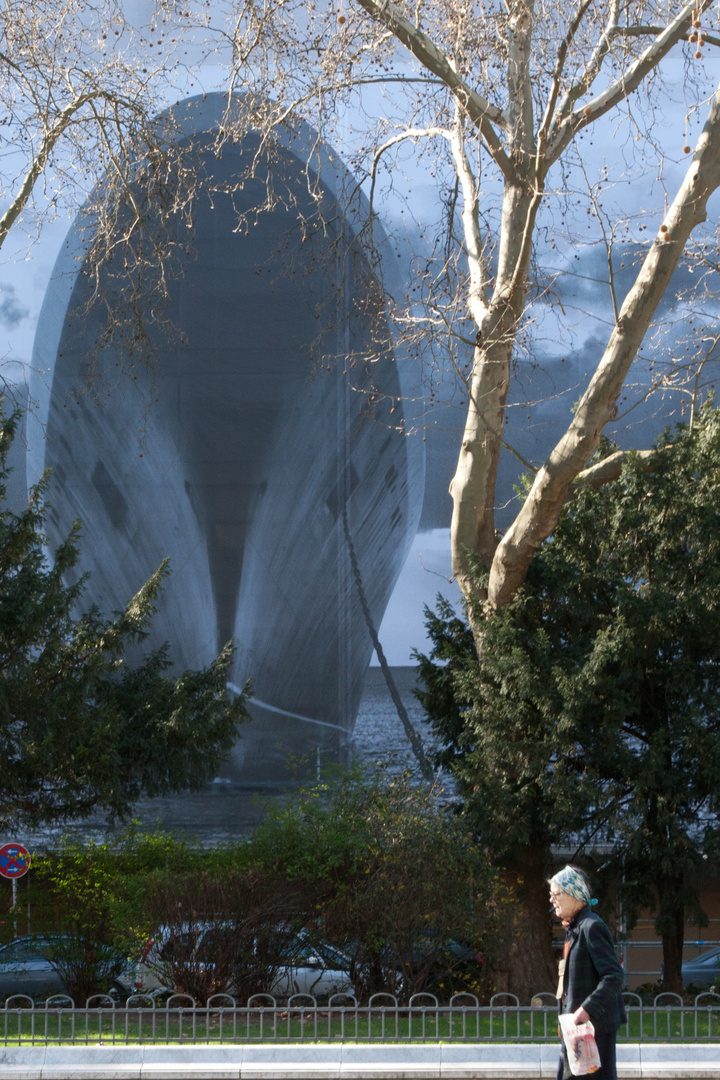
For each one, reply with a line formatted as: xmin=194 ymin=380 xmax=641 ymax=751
xmin=0 ymin=1042 xmax=717 ymax=1079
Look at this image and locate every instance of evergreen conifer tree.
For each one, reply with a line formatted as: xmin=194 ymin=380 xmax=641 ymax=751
xmin=0 ymin=409 xmax=248 ymax=827
xmin=418 ymin=403 xmax=720 ymax=994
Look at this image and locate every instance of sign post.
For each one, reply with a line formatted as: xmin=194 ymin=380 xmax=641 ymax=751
xmin=0 ymin=843 xmax=31 ymax=937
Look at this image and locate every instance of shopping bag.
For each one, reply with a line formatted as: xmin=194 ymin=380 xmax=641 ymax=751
xmin=558 ymin=1013 xmax=601 ymax=1075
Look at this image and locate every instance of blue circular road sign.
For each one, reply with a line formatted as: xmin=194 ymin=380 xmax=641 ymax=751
xmin=0 ymin=844 xmax=30 ymax=879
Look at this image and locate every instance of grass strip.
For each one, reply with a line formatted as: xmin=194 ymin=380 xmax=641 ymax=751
xmin=0 ymin=1008 xmax=719 ymax=1045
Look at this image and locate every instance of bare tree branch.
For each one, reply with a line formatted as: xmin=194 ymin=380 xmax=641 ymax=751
xmin=352 ymin=0 xmax=514 ymax=178
xmin=546 ymin=0 xmax=714 ymax=164
xmin=450 ymin=101 xmax=488 ymax=325
xmin=0 ymin=89 xmax=143 ymax=251
xmin=489 ymin=79 xmax=720 ymax=606
xmin=571 ymin=446 xmax=666 ymax=490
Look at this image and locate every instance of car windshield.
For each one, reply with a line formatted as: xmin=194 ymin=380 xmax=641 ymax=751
xmin=695 ymin=952 xmax=720 ymax=965
xmin=291 ymin=941 xmax=348 ymax=968
xmin=197 ymin=927 xmax=234 ymax=961
xmin=159 ymin=932 xmax=200 ymax=962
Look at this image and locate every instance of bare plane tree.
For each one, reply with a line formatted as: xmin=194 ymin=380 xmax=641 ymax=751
xmin=215 ymin=0 xmax=720 ymax=628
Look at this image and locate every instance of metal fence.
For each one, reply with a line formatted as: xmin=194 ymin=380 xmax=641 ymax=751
xmin=1 ymin=991 xmax=719 ymax=1046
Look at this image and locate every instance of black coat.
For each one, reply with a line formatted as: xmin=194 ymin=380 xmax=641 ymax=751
xmin=561 ymin=906 xmax=627 ymax=1034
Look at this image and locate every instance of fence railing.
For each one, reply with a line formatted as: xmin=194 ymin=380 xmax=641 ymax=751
xmin=1 ymin=991 xmax=719 ymax=1046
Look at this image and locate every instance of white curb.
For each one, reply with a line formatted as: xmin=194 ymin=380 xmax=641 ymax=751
xmin=0 ymin=1043 xmax=717 ymax=1079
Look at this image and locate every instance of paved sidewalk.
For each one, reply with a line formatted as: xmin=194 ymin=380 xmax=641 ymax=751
xmin=0 ymin=1043 xmax=718 ymax=1079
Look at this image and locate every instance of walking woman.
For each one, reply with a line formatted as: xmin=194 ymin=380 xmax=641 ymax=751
xmin=549 ymin=866 xmax=627 ymax=1080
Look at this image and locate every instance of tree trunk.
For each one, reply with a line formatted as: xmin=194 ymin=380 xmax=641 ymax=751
xmin=449 ymin=178 xmax=538 ymax=615
xmin=487 ymin=78 xmax=720 ymax=611
xmin=659 ymin=883 xmax=685 ymax=996
xmin=495 ymin=843 xmax=557 ymax=1002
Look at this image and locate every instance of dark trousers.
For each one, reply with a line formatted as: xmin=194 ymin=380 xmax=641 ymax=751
xmin=557 ymin=1029 xmax=618 ymax=1080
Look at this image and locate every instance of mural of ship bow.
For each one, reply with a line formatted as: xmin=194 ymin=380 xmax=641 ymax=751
xmin=28 ymin=93 xmax=424 ymax=815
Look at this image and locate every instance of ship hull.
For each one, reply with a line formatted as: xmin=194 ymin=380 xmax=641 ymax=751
xmin=28 ymin=94 xmax=424 ymax=811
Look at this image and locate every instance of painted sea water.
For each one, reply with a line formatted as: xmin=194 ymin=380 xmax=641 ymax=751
xmin=31 ymin=667 xmax=439 ymax=847
xmin=136 ymin=666 xmax=439 ymax=841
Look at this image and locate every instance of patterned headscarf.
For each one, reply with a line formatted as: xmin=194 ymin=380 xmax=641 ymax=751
xmin=550 ymin=865 xmax=598 ymax=907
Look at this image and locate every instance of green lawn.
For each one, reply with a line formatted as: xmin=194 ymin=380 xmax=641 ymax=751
xmin=0 ymin=1006 xmax=719 ymax=1045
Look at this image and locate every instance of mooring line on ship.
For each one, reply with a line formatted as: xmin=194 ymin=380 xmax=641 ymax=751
xmin=226 ymin=684 xmax=349 ymax=733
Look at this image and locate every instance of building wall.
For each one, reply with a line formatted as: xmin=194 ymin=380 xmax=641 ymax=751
xmin=620 ymin=881 xmax=720 ymax=990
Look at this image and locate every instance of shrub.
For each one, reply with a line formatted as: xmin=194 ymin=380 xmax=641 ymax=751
xmin=247 ymin=766 xmax=505 ymax=1000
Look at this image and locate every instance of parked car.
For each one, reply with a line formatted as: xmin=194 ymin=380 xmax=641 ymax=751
xmin=338 ymin=933 xmax=483 ymax=999
xmin=0 ymin=935 xmax=131 ymax=1002
xmin=0 ymin=936 xmax=66 ymax=1000
xmin=120 ymin=924 xmax=354 ymax=1000
xmin=682 ymin=947 xmax=720 ymax=989
xmin=270 ymin=938 xmax=354 ymax=998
